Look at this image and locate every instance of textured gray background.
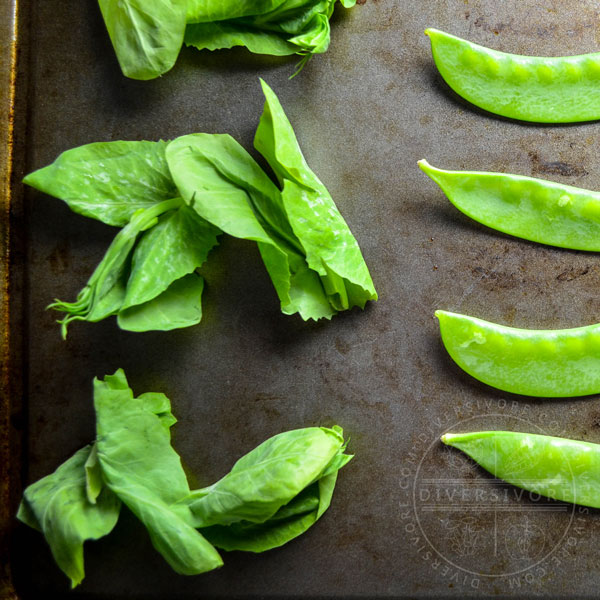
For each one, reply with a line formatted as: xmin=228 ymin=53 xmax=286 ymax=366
xmin=11 ymin=0 xmax=600 ymax=598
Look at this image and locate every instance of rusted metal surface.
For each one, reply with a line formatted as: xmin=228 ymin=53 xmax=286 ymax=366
xmin=7 ymin=0 xmax=600 ymax=597
xmin=1 ymin=1 xmax=26 ymax=599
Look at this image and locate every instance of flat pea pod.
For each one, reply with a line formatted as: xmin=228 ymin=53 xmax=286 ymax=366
xmin=426 ymin=28 xmax=600 ymax=123
xmin=436 ymin=310 xmax=600 ymax=397
xmin=442 ymin=430 xmax=600 ymax=509
xmin=419 ymin=160 xmax=600 ymax=251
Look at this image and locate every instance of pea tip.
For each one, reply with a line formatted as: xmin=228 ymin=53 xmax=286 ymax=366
xmin=418 ymin=160 xmax=446 ymax=179
xmin=441 ymin=433 xmax=461 ymax=445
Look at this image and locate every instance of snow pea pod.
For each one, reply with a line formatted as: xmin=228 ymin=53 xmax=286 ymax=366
xmin=442 ymin=430 xmax=600 ymax=509
xmin=426 ymin=28 xmax=600 ymax=123
xmin=419 ymin=160 xmax=600 ymax=251
xmin=436 ymin=310 xmax=600 ymax=397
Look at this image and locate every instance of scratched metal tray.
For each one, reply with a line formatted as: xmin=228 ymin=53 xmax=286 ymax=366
xmin=5 ymin=1 xmax=600 ymax=598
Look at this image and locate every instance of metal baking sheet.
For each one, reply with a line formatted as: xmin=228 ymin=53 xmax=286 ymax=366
xmin=6 ymin=1 xmax=600 ymax=598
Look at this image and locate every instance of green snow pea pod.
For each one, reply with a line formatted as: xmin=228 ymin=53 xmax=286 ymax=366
xmin=426 ymin=28 xmax=600 ymax=123
xmin=442 ymin=430 xmax=600 ymax=509
xmin=419 ymin=160 xmax=600 ymax=251
xmin=436 ymin=310 xmax=600 ymax=397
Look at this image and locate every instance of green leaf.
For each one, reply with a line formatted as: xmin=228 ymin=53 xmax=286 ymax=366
xmin=123 ymin=205 xmax=219 ymax=309
xmin=185 ymin=22 xmax=297 ymax=55
xmin=184 ymin=426 xmax=346 ymax=527
xmin=48 ymin=198 xmax=192 ymax=337
xmin=23 ymin=141 xmax=178 ymax=227
xmin=258 ymin=241 xmax=336 ymax=320
xmin=186 ymin=0 xmax=291 ymax=23
xmin=255 ymin=79 xmax=377 ymax=311
xmin=94 ymin=370 xmax=223 ymax=574
xmin=166 ymin=132 xmax=340 ymax=320
xmin=49 ymin=219 xmax=138 ymax=337
xmin=99 ymin=0 xmax=355 ymax=79
xmin=287 ymin=10 xmax=331 ymax=55
xmin=198 ymin=448 xmax=351 ymax=552
xmin=136 ymin=391 xmax=178 ymax=434
xmin=94 ymin=369 xmax=193 ymax=503
xmin=185 ymin=0 xmax=347 ymax=57
xmin=166 ymin=133 xmax=285 ymax=244
xmin=98 ymin=0 xmax=188 ymax=80
xmin=84 ymin=443 xmax=103 ymax=504
xmin=200 ymin=484 xmax=322 ymax=552
xmin=117 ymin=273 xmax=205 ymax=332
xmin=17 ymin=446 xmax=121 ymax=588
xmin=269 ymin=0 xmax=334 ymax=29
xmin=18 ymin=370 xmax=354 ymax=580
xmin=27 ymin=81 xmax=375 ymax=334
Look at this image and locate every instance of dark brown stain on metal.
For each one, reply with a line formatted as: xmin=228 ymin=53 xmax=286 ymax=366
xmin=47 ymin=239 xmax=70 ymax=274
xmin=590 ymin=411 xmax=600 ymax=429
xmin=470 ymin=266 xmax=522 ymax=290
xmin=334 ymin=337 xmax=351 ymax=355
xmin=529 ymin=151 xmax=588 ymax=178
xmin=473 ymin=16 xmax=512 ymax=36
xmin=556 ymin=266 xmax=590 ymax=282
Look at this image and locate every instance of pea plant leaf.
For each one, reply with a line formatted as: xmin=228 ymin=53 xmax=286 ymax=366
xmin=98 ymin=0 xmax=188 ymax=80
xmin=166 ymin=109 xmax=376 ymax=321
xmin=122 ymin=205 xmax=220 ymax=310
xmin=165 ymin=132 xmax=336 ymax=320
xmin=24 ymin=81 xmax=376 ymax=335
xmin=199 ymin=468 xmax=347 ymax=552
xmin=48 ymin=211 xmax=142 ymax=337
xmin=185 ymin=0 xmax=354 ymax=64
xmin=197 ymin=438 xmax=353 ymax=552
xmin=258 ymin=241 xmax=337 ymax=320
xmin=255 ymin=79 xmax=378 ymax=312
xmin=94 ymin=370 xmax=223 ymax=575
xmin=285 ymin=6 xmax=332 ymax=56
xmin=117 ymin=272 xmax=206 ymax=332
xmin=18 ymin=370 xmax=354 ymax=583
xmin=166 ymin=133 xmax=287 ymax=243
xmin=84 ymin=443 xmax=103 ymax=504
xmin=47 ymin=198 xmax=218 ymax=337
xmin=16 ymin=445 xmax=121 ymax=588
xmin=185 ymin=0 xmax=291 ymax=23
xmin=185 ymin=23 xmax=298 ymax=56
xmin=183 ymin=426 xmax=348 ymax=527
xmin=136 ymin=391 xmax=178 ymax=434
xmin=23 ymin=141 xmax=178 ymax=227
xmin=99 ymin=0 xmax=356 ymax=80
